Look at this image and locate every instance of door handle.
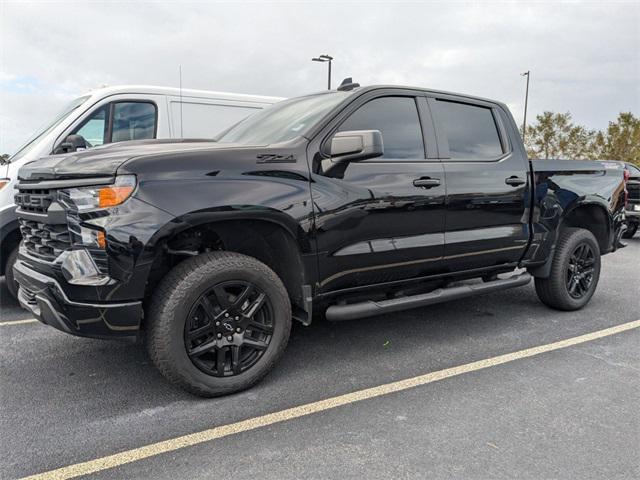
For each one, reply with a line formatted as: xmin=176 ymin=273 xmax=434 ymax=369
xmin=505 ymin=176 xmax=526 ymax=187
xmin=413 ymin=177 xmax=441 ymax=188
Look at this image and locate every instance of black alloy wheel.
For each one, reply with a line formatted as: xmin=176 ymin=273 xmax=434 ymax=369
xmin=534 ymin=227 xmax=601 ymax=311
xmin=566 ymin=242 xmax=596 ymax=299
xmin=185 ymin=281 xmax=274 ymax=377
xmin=147 ymin=251 xmax=291 ymax=397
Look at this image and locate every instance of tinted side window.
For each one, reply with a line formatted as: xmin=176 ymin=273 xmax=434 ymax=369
xmin=434 ymin=100 xmax=503 ymax=160
xmin=339 ymin=97 xmax=424 ymax=159
xmin=112 ymin=102 xmax=156 ymax=142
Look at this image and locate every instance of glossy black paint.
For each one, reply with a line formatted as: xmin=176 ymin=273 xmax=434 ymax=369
xmin=13 ymin=85 xmax=627 ymax=339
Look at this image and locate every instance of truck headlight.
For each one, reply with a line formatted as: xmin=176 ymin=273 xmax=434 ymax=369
xmin=63 ymin=175 xmax=136 ymax=211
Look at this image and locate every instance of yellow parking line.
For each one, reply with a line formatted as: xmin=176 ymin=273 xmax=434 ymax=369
xmin=0 ymin=318 xmax=38 ymax=326
xmin=21 ymin=318 xmax=640 ymax=480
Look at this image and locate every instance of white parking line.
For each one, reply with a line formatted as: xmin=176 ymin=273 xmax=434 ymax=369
xmin=0 ymin=318 xmax=38 ymax=326
xmin=20 ymin=318 xmax=640 ymax=480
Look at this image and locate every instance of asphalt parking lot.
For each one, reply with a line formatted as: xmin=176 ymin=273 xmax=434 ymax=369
xmin=2 ymin=238 xmax=639 ymax=480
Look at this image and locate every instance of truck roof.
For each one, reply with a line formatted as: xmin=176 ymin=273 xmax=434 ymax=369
xmin=82 ymin=84 xmax=284 ymax=105
xmin=346 ymin=85 xmax=509 ymax=109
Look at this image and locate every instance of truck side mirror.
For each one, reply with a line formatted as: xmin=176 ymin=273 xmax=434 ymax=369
xmin=54 ymin=134 xmax=88 ymax=154
xmin=322 ymin=130 xmax=384 ymax=176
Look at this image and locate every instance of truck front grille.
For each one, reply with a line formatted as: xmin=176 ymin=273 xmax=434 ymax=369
xmin=19 ymin=219 xmax=71 ymax=261
xmin=14 ymin=188 xmax=55 ymax=214
xmin=15 ymin=186 xmax=109 ymax=275
xmin=627 ymin=181 xmax=640 ymax=203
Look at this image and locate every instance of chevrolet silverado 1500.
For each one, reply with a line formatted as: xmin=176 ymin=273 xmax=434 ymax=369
xmin=13 ymin=81 xmax=627 ymax=396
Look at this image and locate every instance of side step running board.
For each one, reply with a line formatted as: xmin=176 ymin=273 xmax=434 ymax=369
xmin=325 ymin=272 xmax=532 ymax=321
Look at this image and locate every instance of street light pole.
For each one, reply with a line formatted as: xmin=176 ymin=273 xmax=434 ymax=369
xmin=312 ymin=54 xmax=333 ymax=90
xmin=521 ymin=71 xmax=530 ymax=142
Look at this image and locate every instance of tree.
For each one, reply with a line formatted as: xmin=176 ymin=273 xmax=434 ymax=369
xmin=523 ymin=111 xmax=599 ymax=160
xmin=599 ymin=112 xmax=640 ymax=167
xmin=521 ymin=111 xmax=640 ymax=165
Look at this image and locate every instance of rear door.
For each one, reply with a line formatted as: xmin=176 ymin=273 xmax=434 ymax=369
xmin=309 ymin=90 xmax=447 ymax=292
xmin=429 ymin=96 xmax=530 ymax=270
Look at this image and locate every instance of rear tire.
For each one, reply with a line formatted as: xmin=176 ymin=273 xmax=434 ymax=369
xmin=622 ymin=223 xmax=638 ymax=239
xmin=4 ymin=245 xmax=19 ymax=301
xmin=146 ymin=251 xmax=291 ymax=397
xmin=534 ymin=228 xmax=601 ymax=311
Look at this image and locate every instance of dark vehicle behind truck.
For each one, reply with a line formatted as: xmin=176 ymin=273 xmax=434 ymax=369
xmin=623 ymin=162 xmax=640 ymax=238
xmin=13 ymin=82 xmax=627 ymax=396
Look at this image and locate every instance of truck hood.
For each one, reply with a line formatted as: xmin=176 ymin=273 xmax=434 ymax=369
xmin=17 ymin=139 xmax=231 ymax=181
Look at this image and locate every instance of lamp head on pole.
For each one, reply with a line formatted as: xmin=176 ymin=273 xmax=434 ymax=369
xmin=312 ymin=55 xmax=333 ymax=63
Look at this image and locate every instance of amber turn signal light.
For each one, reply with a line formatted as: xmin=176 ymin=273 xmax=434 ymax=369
xmin=98 ymin=185 xmax=135 ymax=208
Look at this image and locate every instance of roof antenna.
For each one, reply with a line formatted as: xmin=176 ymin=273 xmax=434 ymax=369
xmin=179 ymin=65 xmax=184 ymax=139
xmin=337 ymin=77 xmax=360 ymax=91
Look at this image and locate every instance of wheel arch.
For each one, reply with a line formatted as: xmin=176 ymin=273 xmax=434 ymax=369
xmin=528 ymin=199 xmax=611 ymax=279
xmin=560 ymin=200 xmax=611 ymax=254
xmin=142 ymin=210 xmax=313 ymax=322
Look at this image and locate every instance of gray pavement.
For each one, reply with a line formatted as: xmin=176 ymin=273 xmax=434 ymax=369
xmin=1 ymin=237 xmax=639 ymax=479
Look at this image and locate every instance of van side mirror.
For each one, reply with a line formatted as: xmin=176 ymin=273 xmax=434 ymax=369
xmin=54 ymin=134 xmax=88 ymax=154
xmin=322 ymin=130 xmax=384 ymax=176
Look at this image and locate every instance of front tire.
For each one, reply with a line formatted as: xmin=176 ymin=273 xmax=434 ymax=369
xmin=534 ymin=228 xmax=601 ymax=311
xmin=147 ymin=251 xmax=291 ymax=397
xmin=4 ymin=245 xmax=19 ymax=300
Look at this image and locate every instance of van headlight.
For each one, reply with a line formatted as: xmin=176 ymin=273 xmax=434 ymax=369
xmin=62 ymin=175 xmax=136 ymax=212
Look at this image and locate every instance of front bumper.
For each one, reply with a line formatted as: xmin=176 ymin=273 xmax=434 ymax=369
xmin=13 ymin=259 xmax=142 ymax=339
xmin=625 ymin=206 xmax=640 ymax=221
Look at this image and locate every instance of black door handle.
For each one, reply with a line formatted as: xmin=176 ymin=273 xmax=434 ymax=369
xmin=413 ymin=177 xmax=441 ymax=188
xmin=505 ymin=176 xmax=526 ymax=186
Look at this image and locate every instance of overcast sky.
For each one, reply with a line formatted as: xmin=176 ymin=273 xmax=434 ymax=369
xmin=1 ymin=0 xmax=638 ymax=154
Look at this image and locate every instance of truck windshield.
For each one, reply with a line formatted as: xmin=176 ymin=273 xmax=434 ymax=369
xmin=216 ymin=91 xmax=350 ymax=145
xmin=9 ymin=95 xmax=91 ymax=162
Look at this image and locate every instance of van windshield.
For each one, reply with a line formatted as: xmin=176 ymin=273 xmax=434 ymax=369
xmin=216 ymin=92 xmax=350 ymax=145
xmin=9 ymin=95 xmax=91 ymax=162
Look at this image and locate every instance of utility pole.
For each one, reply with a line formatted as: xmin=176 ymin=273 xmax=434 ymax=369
xmin=312 ymin=54 xmax=333 ymax=90
xmin=521 ymin=71 xmax=530 ymax=142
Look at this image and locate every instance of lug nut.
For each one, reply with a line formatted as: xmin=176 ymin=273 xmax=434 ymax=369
xmin=215 ymin=321 xmax=220 ymax=326
xmin=236 ymin=327 xmax=242 ymax=333
xmin=225 ymin=313 xmax=230 ymax=318
xmin=234 ymin=316 xmax=239 ymax=321
xmin=227 ymin=336 xmax=233 ymax=341
xmin=217 ymin=333 xmax=222 ymax=339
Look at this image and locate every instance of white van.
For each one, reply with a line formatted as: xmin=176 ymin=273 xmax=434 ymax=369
xmin=0 ymin=85 xmax=283 ymax=299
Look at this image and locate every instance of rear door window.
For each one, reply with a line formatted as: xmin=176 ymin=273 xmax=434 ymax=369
xmin=433 ymin=100 xmax=503 ymax=160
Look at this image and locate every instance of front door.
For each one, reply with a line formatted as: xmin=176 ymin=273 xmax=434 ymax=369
xmin=310 ymin=93 xmax=446 ymax=292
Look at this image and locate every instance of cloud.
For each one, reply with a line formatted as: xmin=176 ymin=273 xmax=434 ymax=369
xmin=1 ymin=0 xmax=638 ymax=153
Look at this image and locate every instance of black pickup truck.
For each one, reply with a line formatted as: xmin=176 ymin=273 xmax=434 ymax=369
xmin=13 ymin=82 xmax=627 ymax=396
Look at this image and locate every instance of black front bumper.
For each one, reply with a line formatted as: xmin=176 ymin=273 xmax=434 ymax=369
xmin=13 ymin=259 xmax=143 ymax=339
